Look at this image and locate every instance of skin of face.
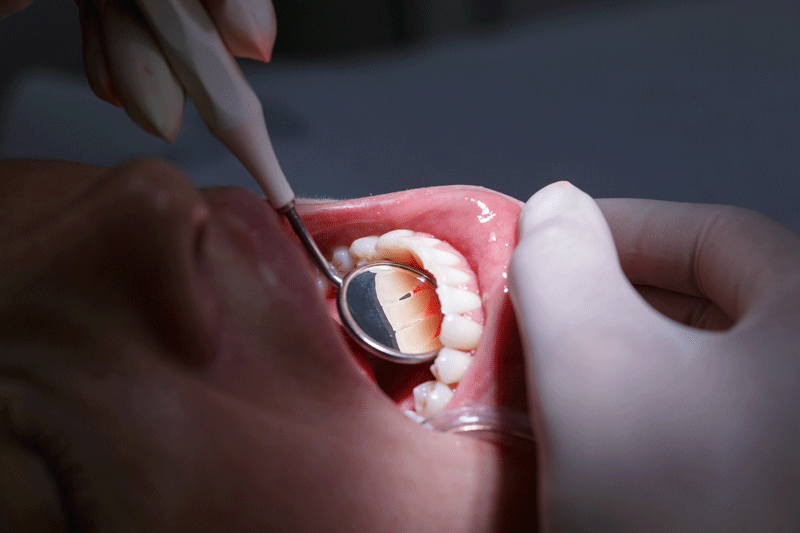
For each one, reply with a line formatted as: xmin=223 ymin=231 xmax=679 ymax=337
xmin=0 ymin=158 xmax=537 ymax=532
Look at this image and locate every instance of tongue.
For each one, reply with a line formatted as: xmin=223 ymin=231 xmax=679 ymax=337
xmin=294 ymin=186 xmax=526 ymax=414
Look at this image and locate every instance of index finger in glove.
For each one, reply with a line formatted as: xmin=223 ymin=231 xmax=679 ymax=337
xmin=80 ymin=0 xmax=276 ymax=62
xmin=597 ymin=198 xmax=800 ymax=322
xmin=200 ymin=0 xmax=276 ymax=62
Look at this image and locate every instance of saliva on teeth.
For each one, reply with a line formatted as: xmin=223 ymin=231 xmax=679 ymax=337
xmin=330 ymin=229 xmax=484 ymax=419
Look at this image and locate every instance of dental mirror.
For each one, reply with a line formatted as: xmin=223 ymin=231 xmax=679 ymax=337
xmin=281 ymin=205 xmax=441 ymax=364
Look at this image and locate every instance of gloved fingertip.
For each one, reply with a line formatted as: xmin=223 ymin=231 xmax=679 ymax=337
xmin=253 ymin=33 xmax=274 ymax=63
xmin=207 ymin=0 xmax=276 ymax=62
xmin=83 ymin=31 xmax=117 ymax=106
xmin=103 ymin=2 xmax=186 ymax=142
xmin=106 ymin=81 xmax=123 ymax=108
xmin=518 ymin=181 xmax=581 ymax=236
xmin=79 ymin=2 xmax=120 ymax=107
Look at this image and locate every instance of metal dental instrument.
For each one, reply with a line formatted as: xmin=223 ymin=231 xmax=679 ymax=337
xmin=132 ymin=0 xmax=441 ymax=364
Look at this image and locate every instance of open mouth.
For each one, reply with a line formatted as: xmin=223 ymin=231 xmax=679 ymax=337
xmin=294 ymin=185 xmax=529 ymax=422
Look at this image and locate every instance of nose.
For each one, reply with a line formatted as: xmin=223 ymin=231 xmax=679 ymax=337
xmin=64 ymin=158 xmax=217 ymax=364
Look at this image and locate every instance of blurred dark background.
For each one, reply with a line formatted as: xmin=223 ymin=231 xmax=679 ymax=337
xmin=271 ymin=0 xmax=609 ymax=56
xmin=0 ymin=0 xmax=631 ymax=91
xmin=1 ymin=0 xmax=798 ymax=231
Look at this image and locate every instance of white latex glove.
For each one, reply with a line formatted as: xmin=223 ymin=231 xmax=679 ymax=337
xmin=76 ymin=0 xmax=276 ymax=141
xmin=509 ymin=181 xmax=800 ymax=531
xmin=2 ymin=0 xmax=276 ymax=141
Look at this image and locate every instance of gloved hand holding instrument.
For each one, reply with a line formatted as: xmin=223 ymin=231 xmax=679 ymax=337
xmin=34 ymin=0 xmax=447 ymax=364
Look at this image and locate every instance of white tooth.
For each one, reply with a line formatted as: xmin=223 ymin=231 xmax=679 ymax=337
xmin=413 ymin=380 xmax=453 ymax=418
xmin=436 ymin=285 xmax=481 ymax=315
xmin=404 ymin=409 xmax=426 ymax=424
xmin=430 ymin=347 xmax=472 ymax=385
xmin=406 ymin=236 xmax=441 ymax=248
xmin=376 ymin=231 xmax=416 ymax=263
xmin=415 ymin=247 xmax=460 ymax=267
xmin=376 ymin=230 xmax=414 ymax=251
xmin=331 ymin=246 xmax=354 ymax=274
xmin=427 ymin=264 xmax=472 ymax=286
xmin=381 ymin=229 xmax=414 ymax=240
xmin=350 ymin=236 xmax=380 ymax=261
xmin=439 ymin=314 xmax=483 ymax=351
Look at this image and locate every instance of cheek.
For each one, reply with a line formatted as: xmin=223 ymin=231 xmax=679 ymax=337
xmin=198 ymin=222 xmax=365 ymax=409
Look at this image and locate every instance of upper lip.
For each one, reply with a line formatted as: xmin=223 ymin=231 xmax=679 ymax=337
xmin=202 ymin=186 xmax=317 ymax=277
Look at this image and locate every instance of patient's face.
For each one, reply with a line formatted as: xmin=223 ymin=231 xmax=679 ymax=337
xmin=0 ymin=158 xmax=535 ymax=531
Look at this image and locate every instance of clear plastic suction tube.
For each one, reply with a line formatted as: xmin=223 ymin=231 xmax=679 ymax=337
xmin=423 ymin=405 xmax=536 ymax=450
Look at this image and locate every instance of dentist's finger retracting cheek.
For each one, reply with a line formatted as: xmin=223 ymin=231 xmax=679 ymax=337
xmin=124 ymin=0 xmax=535 ymax=446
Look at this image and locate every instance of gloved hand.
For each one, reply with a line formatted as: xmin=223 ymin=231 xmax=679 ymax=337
xmin=509 ymin=181 xmax=800 ymax=531
xmin=1 ymin=0 xmax=276 ymax=141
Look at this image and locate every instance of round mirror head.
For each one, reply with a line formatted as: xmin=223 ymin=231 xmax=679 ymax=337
xmin=338 ymin=261 xmax=443 ymax=364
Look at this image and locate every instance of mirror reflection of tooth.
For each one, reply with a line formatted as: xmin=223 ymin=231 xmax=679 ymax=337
xmin=395 ymin=314 xmax=443 ymax=354
xmin=439 ymin=314 xmax=483 ymax=351
xmin=374 ymin=269 xmax=429 ymax=303
xmin=381 ymin=289 xmax=438 ymax=329
xmin=427 ymin=264 xmax=472 ymax=287
xmin=430 ymin=347 xmax=472 ymax=385
xmin=350 ymin=236 xmax=380 ymax=261
xmin=415 ymin=248 xmax=460 ymax=267
xmin=415 ymin=337 xmax=445 ymax=354
xmin=436 ymin=285 xmax=481 ymax=315
xmin=413 ymin=380 xmax=454 ymax=418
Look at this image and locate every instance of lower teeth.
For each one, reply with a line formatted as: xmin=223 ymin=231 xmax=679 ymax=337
xmin=430 ymin=348 xmax=472 ymax=385
xmin=413 ymin=380 xmax=454 ymax=418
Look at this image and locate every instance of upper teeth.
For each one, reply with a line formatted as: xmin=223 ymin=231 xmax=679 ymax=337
xmin=412 ymin=380 xmax=453 ymax=418
xmin=331 ymin=229 xmax=484 ymax=419
xmin=437 ymin=285 xmax=482 ymax=316
xmin=439 ymin=314 xmax=483 ymax=351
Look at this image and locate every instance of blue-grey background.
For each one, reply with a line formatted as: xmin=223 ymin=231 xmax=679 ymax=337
xmin=1 ymin=0 xmax=798 ymax=231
